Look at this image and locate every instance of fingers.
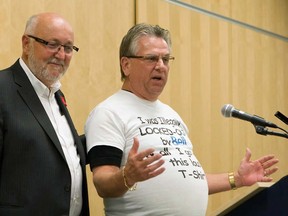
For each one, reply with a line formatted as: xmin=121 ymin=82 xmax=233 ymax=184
xmin=126 ymin=137 xmax=165 ymax=183
xmin=129 ymin=137 xmax=140 ymax=156
xmin=135 ymin=147 xmax=157 ymax=162
xmin=130 ymin=137 xmax=156 ymax=161
xmin=128 ymin=137 xmax=161 ymax=166
xmin=259 ymin=156 xmax=279 ymax=168
xmin=264 ymin=167 xmax=278 ymax=177
xmin=243 ymin=147 xmax=252 ymax=162
xmin=145 ymin=159 xmax=165 ymax=178
xmin=261 ymin=176 xmax=274 ymax=182
xmin=261 ymin=158 xmax=279 ymax=170
xmin=261 ymin=167 xmax=278 ymax=182
xmin=134 ymin=151 xmax=165 ymax=180
xmin=258 ymin=155 xmax=279 ymax=181
xmin=261 ymin=157 xmax=278 ymax=181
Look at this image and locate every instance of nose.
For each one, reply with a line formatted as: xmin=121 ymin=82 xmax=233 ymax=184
xmin=155 ymin=57 xmax=166 ymax=67
xmin=55 ymin=46 xmax=66 ymax=59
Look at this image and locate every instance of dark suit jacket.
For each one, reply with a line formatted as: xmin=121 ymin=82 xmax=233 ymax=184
xmin=0 ymin=60 xmax=89 ymax=216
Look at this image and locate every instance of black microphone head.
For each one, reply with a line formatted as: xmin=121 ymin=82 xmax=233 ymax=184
xmin=221 ymin=104 xmax=234 ymax=117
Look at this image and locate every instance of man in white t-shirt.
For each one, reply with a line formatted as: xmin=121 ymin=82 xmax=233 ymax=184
xmin=85 ymin=23 xmax=278 ymax=216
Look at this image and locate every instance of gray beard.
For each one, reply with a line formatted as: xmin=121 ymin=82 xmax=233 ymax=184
xmin=28 ymin=50 xmax=65 ymax=85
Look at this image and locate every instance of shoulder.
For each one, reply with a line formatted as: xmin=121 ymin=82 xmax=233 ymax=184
xmin=0 ymin=59 xmax=21 ymax=81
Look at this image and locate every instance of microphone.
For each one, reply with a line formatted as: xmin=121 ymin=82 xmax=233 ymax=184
xmin=221 ymin=104 xmax=278 ymax=128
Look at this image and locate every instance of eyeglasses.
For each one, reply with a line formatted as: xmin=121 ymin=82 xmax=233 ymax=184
xmin=27 ymin=35 xmax=79 ymax=54
xmin=126 ymin=55 xmax=175 ymax=65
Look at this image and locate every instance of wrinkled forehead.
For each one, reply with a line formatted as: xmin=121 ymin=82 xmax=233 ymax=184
xmin=136 ymin=36 xmax=170 ymax=54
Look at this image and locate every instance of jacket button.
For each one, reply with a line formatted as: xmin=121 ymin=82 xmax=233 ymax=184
xmin=64 ymin=184 xmax=71 ymax=192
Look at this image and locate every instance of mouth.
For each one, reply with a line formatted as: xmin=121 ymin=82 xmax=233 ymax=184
xmin=152 ymin=75 xmax=162 ymax=81
xmin=50 ymin=63 xmax=63 ymax=69
xmin=49 ymin=62 xmax=63 ymax=66
xmin=48 ymin=61 xmax=64 ymax=70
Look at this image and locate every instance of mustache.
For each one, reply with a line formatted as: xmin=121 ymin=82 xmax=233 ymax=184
xmin=48 ymin=58 xmax=65 ymax=67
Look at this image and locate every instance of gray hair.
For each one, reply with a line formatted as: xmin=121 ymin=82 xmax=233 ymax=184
xmin=119 ymin=23 xmax=172 ymax=81
xmin=24 ymin=14 xmax=39 ymax=35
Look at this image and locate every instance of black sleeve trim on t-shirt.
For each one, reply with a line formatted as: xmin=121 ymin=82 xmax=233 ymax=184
xmin=88 ymin=145 xmax=123 ymax=171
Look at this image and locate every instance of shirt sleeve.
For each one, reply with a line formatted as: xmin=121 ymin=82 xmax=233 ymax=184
xmin=85 ymin=106 xmax=126 ymax=170
xmin=85 ymin=106 xmax=126 ymax=152
xmin=88 ymin=145 xmax=123 ymax=171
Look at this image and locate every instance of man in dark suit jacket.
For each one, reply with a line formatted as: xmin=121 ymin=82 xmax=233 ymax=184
xmin=0 ymin=13 xmax=89 ymax=216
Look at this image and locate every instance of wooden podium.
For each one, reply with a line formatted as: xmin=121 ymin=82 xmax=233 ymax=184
xmin=211 ymin=175 xmax=288 ymax=216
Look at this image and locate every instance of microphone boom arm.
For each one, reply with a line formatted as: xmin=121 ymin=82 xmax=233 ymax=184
xmin=254 ymin=125 xmax=288 ymax=139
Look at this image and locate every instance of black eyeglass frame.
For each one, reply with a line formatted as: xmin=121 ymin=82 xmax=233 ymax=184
xmin=27 ymin=35 xmax=79 ymax=53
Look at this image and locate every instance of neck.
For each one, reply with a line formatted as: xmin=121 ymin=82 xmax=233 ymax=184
xmin=121 ymin=87 xmax=132 ymax=93
xmin=121 ymin=81 xmax=132 ymax=93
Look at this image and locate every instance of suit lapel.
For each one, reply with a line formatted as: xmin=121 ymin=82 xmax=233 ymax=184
xmin=55 ymin=90 xmax=86 ymax=166
xmin=12 ymin=61 xmax=66 ymax=160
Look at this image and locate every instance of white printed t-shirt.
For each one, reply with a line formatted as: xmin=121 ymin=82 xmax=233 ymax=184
xmin=85 ymin=90 xmax=208 ymax=216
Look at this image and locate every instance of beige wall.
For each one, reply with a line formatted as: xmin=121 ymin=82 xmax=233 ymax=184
xmin=0 ymin=1 xmax=135 ymax=215
xmin=137 ymin=0 xmax=288 ymax=214
xmin=1 ymin=0 xmax=287 ymax=215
